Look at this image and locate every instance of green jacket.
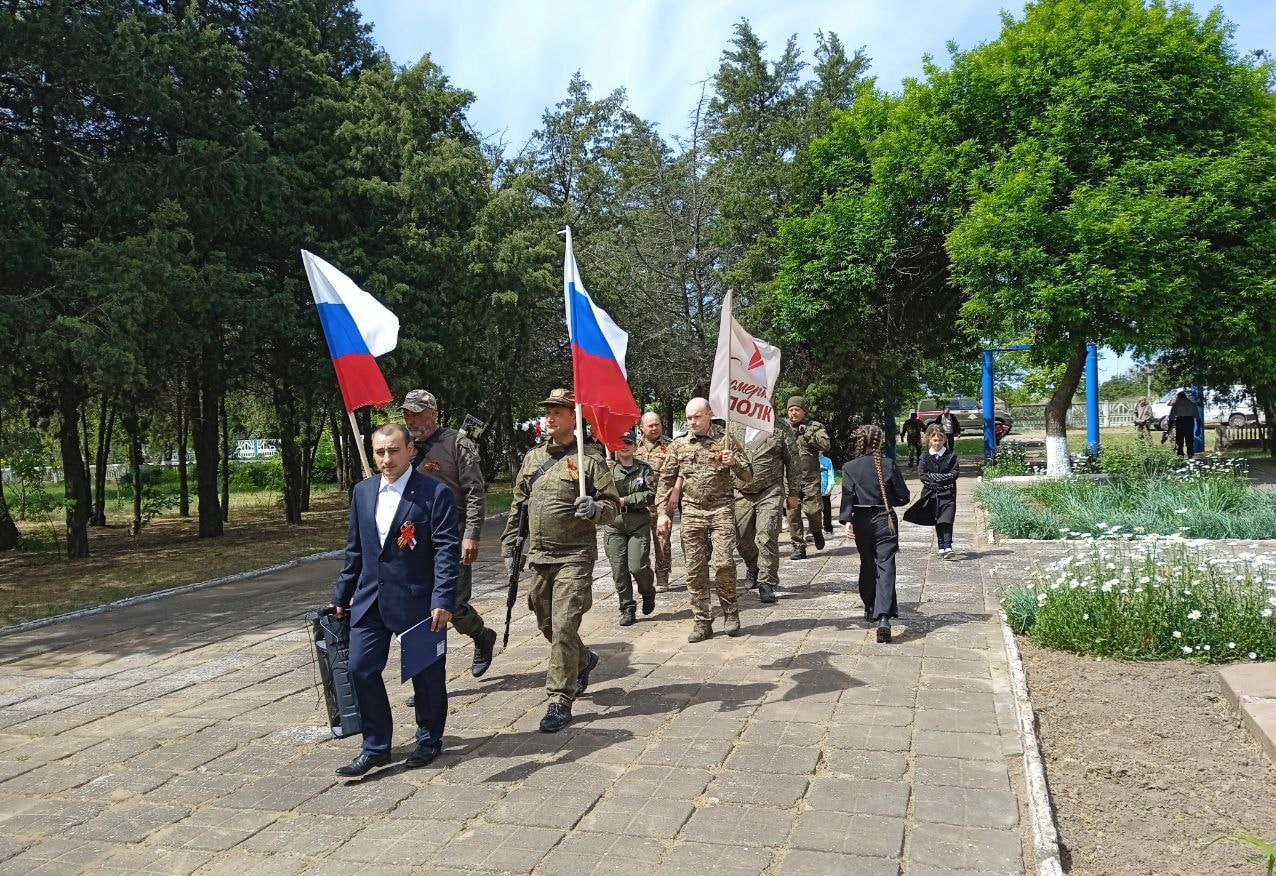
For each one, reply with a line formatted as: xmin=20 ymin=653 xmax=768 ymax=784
xmin=792 ymin=418 xmax=831 ymax=485
xmin=729 ymin=419 xmax=800 ymax=498
xmin=607 ymin=459 xmax=655 ymax=534
xmin=502 ymin=440 xmax=619 ymax=564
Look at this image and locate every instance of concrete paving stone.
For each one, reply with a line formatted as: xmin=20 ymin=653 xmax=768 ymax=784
xmin=145 ymin=771 xmax=249 ymax=806
xmin=653 ymin=841 xmax=773 ymax=876
xmin=913 ymin=784 xmax=1019 ymax=829
xmin=680 ymin=803 xmax=796 ymax=848
xmin=93 ymin=844 xmax=216 ymax=874
xmin=912 ymin=729 xmax=1005 ymax=762
xmin=738 ymin=720 xmax=825 ymax=747
xmin=919 ymin=674 xmax=996 ymax=693
xmin=302 ymin=860 xmax=417 ymax=876
xmin=203 ymin=744 xmax=304 ymax=776
xmin=578 ymin=795 xmax=695 ymax=839
xmin=912 ymin=756 xmax=1012 ymax=792
xmin=0 ymin=837 xmax=115 ymax=875
xmin=662 ymin=713 xmax=747 ymax=741
xmin=703 ymin=770 xmax=809 ymax=808
xmin=824 ymin=723 xmax=912 ymax=752
xmin=0 ymin=837 xmax=29 ymax=864
xmin=837 ymin=684 xmax=916 ymax=708
xmin=124 ymin=737 xmax=240 ymax=772
xmin=193 ymin=852 xmax=313 ymax=875
xmin=821 ymin=748 xmax=908 ymax=781
xmin=608 ymin=765 xmax=712 ymax=800
xmin=637 ymin=737 xmax=735 ymax=769
xmin=391 ymin=782 xmax=506 ymax=821
xmin=856 ymin=655 xmax=923 ymax=678
xmin=0 ymin=798 xmax=104 ymax=837
xmin=805 ymin=777 xmax=910 ymax=817
xmin=440 ymin=822 xmax=564 ymax=873
xmin=536 ymin=830 xmax=666 ymax=876
xmin=579 ymin=709 xmax=668 ymax=736
xmin=0 ymin=762 xmax=91 ymax=795
xmin=484 ymin=786 xmax=602 ymax=829
xmin=59 ymin=736 xmax=160 ymax=769
xmin=299 ymin=779 xmax=415 ymax=816
xmin=722 ymin=742 xmax=820 ymax=775
xmin=775 ymin=849 xmax=900 ymax=876
xmin=214 ymin=775 xmax=336 ymax=811
xmin=241 ymin=813 xmax=365 ymax=855
xmin=72 ymin=767 xmax=176 ymax=802
xmin=923 ymin=658 xmax=992 ymax=680
xmin=915 ymin=688 xmax=997 ymax=713
xmin=68 ymin=800 xmax=190 ymax=843
xmin=788 ymin=810 xmax=904 ymax=859
xmin=831 ymin=703 xmax=915 ymax=728
xmin=916 ymin=707 xmax=1000 ymax=734
xmin=516 ymin=760 xmax=623 ymax=795
xmin=752 ymin=697 xmax=836 ymax=724
xmin=331 ymin=818 xmax=464 ymax=863
xmin=922 ymin=644 xmax=989 ymax=662
xmin=434 ymin=751 xmax=538 ymax=785
xmin=907 ymin=822 xmax=1023 ymax=872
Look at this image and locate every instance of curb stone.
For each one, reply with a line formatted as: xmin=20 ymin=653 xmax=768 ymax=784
xmin=999 ymin=613 xmax=1065 ymax=876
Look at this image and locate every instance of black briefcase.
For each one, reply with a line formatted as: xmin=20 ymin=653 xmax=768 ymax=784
xmin=310 ymin=608 xmax=362 ymax=738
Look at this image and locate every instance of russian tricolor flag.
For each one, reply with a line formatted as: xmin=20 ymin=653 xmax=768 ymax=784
xmin=302 ymin=250 xmax=398 ymax=413
xmin=563 ymin=228 xmax=640 ymax=450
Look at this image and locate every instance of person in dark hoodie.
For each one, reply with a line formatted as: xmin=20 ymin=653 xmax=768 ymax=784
xmin=904 ymin=425 xmax=960 ymax=558
xmin=1168 ymin=390 xmax=1199 ymax=459
xmin=838 ymin=424 xmax=911 ymax=643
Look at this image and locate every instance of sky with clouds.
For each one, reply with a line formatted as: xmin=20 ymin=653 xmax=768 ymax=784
xmin=352 ymin=0 xmax=1276 ymax=378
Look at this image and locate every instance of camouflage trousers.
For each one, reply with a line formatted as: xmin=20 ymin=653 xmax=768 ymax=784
xmin=734 ymin=484 xmax=784 ymax=585
xmin=787 ymin=483 xmax=825 ymax=547
xmin=679 ymin=506 xmax=738 ymax=624
xmin=647 ymin=508 xmax=672 ymax=585
xmin=527 ymin=560 xmax=594 ymax=706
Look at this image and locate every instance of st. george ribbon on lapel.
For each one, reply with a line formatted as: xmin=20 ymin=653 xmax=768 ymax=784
xmin=380 ymin=481 xmax=418 ymax=557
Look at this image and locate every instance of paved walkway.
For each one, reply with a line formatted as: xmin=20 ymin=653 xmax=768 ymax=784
xmin=0 ymin=468 xmax=1036 ymax=875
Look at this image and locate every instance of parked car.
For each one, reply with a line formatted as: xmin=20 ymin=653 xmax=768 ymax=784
xmin=1149 ymin=386 xmax=1258 ymax=431
xmin=914 ymin=397 xmax=1013 ymax=442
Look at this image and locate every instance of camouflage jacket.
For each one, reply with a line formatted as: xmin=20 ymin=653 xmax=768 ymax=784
xmin=654 ymin=425 xmax=752 ymax=513
xmin=728 ymin=420 xmax=799 ymax=498
xmin=502 ymin=440 xmax=619 ymax=564
xmin=791 ymin=418 xmax=831 ymax=485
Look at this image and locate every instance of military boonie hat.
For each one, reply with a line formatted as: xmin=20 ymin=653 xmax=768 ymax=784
xmin=540 ymin=388 xmax=577 ymax=408
xmin=400 ymin=389 xmax=438 ymax=412
xmin=786 ymin=396 xmax=808 ymax=412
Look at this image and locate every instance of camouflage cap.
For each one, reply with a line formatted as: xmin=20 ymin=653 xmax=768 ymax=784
xmin=540 ymin=388 xmax=577 ymax=409
xmin=786 ymin=396 xmax=808 ymax=412
xmin=400 ymin=389 xmax=438 ymax=412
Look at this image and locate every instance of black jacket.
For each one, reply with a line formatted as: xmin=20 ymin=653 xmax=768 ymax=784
xmin=904 ymin=448 xmax=958 ymax=527
xmin=1169 ymin=396 xmax=1198 ymax=419
xmin=838 ymin=455 xmax=910 ymax=524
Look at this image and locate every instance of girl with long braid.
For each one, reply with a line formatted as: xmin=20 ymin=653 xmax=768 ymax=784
xmin=838 ymin=425 xmax=911 ymax=642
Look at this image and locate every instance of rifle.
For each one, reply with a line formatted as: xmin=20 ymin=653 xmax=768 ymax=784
xmin=503 ymin=501 xmax=529 ymax=647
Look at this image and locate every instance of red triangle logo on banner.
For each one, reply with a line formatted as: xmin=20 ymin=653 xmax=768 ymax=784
xmin=748 ymin=341 xmax=765 ymax=372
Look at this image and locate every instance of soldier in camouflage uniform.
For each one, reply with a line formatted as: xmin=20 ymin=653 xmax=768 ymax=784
xmin=655 ymin=398 xmax=752 ymax=642
xmin=502 ymin=389 xmax=620 ymax=733
xmin=400 ymin=389 xmax=498 ymax=684
xmin=730 ymin=415 xmax=800 ymax=604
xmin=603 ymin=430 xmax=657 ymax=627
xmin=785 ymin=396 xmax=832 ymax=559
xmin=634 ymin=411 xmax=673 ymax=590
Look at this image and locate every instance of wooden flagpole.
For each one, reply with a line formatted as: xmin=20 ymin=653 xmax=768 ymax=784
xmin=347 ymin=410 xmax=373 ymax=479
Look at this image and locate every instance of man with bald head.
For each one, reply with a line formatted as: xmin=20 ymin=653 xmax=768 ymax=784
xmin=655 ymin=398 xmax=752 ymax=641
xmin=633 ymin=411 xmax=673 ymax=590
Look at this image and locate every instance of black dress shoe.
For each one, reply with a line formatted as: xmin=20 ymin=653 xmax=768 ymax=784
xmin=812 ymin=529 xmax=825 ymax=550
xmin=471 ymin=627 xmax=497 ymax=678
xmin=336 ymin=751 xmax=391 ymax=777
xmin=404 ymin=743 xmax=441 ymax=769
xmin=876 ymin=620 xmax=892 ymax=644
xmin=539 ymin=703 xmax=572 ymax=733
xmin=641 ymin=590 xmax=655 ymax=616
xmin=575 ymin=650 xmax=599 ymax=697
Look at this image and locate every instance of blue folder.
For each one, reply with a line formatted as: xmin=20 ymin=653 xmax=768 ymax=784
xmin=399 ymin=618 xmax=447 ymax=682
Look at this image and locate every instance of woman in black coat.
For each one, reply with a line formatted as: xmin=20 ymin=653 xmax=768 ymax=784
xmin=904 ymin=425 xmax=959 ymax=558
xmin=838 ymin=424 xmax=910 ymax=643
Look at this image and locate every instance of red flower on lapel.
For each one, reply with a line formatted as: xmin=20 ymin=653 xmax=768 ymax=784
xmin=397 ymin=520 xmax=417 ymax=551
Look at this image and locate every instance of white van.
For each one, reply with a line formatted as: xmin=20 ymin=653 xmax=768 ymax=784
xmin=1150 ymin=386 xmax=1258 ymax=430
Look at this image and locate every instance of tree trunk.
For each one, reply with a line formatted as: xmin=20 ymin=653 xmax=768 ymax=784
xmin=1044 ymin=342 xmax=1088 ymax=476
xmin=273 ymin=383 xmax=304 ymax=524
xmin=0 ymin=410 xmax=21 ymax=550
xmin=1262 ymin=398 xmax=1276 ymax=458
xmin=80 ymin=404 xmax=93 ymax=517
xmin=91 ymin=396 xmax=114 ymax=526
xmin=123 ymin=407 xmax=143 ymax=536
xmin=57 ymin=385 xmax=90 ymax=558
xmin=189 ymin=378 xmax=223 ymax=538
xmin=329 ymin=409 xmax=348 ymax=494
xmin=176 ymin=379 xmax=190 ymax=517
xmin=220 ymin=394 xmax=230 ymax=522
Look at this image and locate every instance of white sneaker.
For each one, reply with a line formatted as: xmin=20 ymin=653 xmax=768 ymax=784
xmin=942 ymin=548 xmax=957 ymax=560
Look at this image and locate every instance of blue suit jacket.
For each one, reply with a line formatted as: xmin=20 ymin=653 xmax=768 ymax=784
xmin=332 ymin=469 xmax=460 ymax=634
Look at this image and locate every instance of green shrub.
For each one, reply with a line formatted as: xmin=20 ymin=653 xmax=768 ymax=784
xmin=229 ymin=460 xmax=283 ymax=492
xmin=982 ymin=443 xmax=1030 ymax=478
xmin=1003 ymin=539 xmax=1276 ymax=663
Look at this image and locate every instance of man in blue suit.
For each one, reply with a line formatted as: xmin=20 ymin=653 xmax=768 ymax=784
xmin=330 ymin=423 xmax=460 ymax=777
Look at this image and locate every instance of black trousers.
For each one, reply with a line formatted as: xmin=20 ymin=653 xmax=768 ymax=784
xmin=850 ymin=507 xmax=900 ymax=620
xmin=821 ymin=494 xmax=833 ymax=533
xmin=936 ymin=522 xmax=953 ymax=550
xmin=944 ymin=433 xmax=956 ymax=451
xmin=1174 ymin=416 xmax=1196 ymax=458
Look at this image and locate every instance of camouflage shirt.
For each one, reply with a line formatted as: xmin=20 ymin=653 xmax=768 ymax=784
xmin=502 ymin=440 xmax=619 ymax=564
xmin=791 ymin=418 xmax=831 ymax=485
xmin=655 ymin=425 xmax=752 ymax=513
xmin=634 ymin=435 xmax=672 ymax=476
xmin=728 ymin=420 xmax=799 ymax=498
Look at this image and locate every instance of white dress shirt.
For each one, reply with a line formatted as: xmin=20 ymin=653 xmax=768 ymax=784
xmin=929 ymin=446 xmax=947 ymax=458
xmin=376 ymin=468 xmax=412 ymax=548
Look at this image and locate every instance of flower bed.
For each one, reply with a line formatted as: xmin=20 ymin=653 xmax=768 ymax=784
xmin=1003 ymin=537 xmax=1276 ymax=663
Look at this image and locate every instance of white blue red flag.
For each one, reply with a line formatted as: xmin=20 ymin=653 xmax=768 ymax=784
xmin=302 ymin=250 xmax=399 ymax=413
xmin=562 ymin=227 xmax=640 ymax=450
